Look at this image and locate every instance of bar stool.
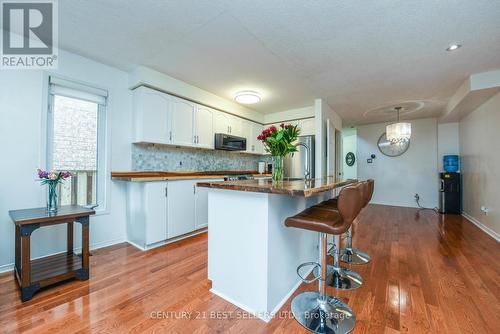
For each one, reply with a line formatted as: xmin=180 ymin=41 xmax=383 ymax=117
xmin=340 ymin=179 xmax=374 ymax=264
xmin=309 ymin=182 xmax=364 ymax=290
xmin=315 ymin=180 xmax=374 ymax=265
xmin=284 ymin=184 xmax=363 ymax=334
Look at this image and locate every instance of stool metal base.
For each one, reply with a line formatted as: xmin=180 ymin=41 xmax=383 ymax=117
xmin=339 ymin=248 xmax=372 ymax=265
xmin=314 ymin=265 xmax=363 ymax=290
xmin=291 ymin=291 xmax=356 ymax=334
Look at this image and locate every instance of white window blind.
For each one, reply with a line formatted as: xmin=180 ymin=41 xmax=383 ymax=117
xmin=49 ymin=76 xmax=108 ymax=105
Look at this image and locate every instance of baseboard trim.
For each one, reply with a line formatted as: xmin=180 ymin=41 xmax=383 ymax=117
xmin=462 ymin=212 xmax=500 ymax=242
xmin=0 ymin=237 xmax=126 ymax=274
xmin=210 ymin=266 xmax=313 ymax=323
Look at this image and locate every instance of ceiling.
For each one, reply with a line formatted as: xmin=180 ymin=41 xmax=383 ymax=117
xmin=59 ymin=0 xmax=500 ymax=125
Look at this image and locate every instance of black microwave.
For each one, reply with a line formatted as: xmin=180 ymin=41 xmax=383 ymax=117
xmin=214 ymin=133 xmax=247 ymax=151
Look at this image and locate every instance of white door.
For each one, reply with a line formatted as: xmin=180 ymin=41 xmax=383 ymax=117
xmin=214 ymin=111 xmax=231 ymax=134
xmin=167 ymin=180 xmax=196 ymax=239
xmin=195 ymin=105 xmax=214 ymax=148
xmin=133 ymin=87 xmax=172 ymax=144
xmin=171 ymin=98 xmax=195 ymax=146
xmin=195 ymin=178 xmax=223 ymax=229
xmin=145 ymin=181 xmax=168 ymax=245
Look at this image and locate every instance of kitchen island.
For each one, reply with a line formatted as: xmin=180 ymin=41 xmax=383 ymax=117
xmin=197 ymin=177 xmax=355 ymax=322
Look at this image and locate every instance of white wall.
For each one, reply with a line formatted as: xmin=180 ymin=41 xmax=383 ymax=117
xmin=0 ymin=50 xmax=132 ymax=271
xmin=459 ymin=92 xmax=500 ymax=238
xmin=263 ymin=106 xmax=314 ymax=124
xmin=342 ymin=128 xmax=357 ymax=180
xmin=357 ymin=118 xmax=439 ymax=208
xmin=437 ymin=123 xmax=460 ymax=171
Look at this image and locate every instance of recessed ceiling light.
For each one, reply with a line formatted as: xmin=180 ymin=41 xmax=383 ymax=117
xmin=234 ymin=91 xmax=261 ymax=104
xmin=446 ymin=43 xmax=462 ymax=51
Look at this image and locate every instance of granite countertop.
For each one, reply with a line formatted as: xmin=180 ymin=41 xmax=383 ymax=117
xmin=111 ymin=171 xmax=272 ymax=181
xmin=196 ymin=178 xmax=357 ymax=197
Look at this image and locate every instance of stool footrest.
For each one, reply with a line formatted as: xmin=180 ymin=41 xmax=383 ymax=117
xmin=297 ymin=262 xmax=321 ymax=284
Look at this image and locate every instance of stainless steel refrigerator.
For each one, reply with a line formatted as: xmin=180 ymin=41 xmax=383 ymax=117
xmin=284 ymin=135 xmax=315 ymax=179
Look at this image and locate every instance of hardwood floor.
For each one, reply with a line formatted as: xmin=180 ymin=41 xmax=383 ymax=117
xmin=0 ymin=205 xmax=499 ymax=333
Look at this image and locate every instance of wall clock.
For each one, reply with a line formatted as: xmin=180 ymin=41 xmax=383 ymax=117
xmin=377 ymin=132 xmax=410 ymax=157
xmin=345 ymin=152 xmax=355 ymax=166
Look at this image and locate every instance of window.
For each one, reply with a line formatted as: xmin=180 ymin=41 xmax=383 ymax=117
xmin=47 ymin=77 xmax=107 ymax=209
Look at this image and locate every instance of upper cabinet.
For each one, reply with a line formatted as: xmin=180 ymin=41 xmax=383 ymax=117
xmin=171 ymin=97 xmax=196 ymax=147
xmin=195 ymin=105 xmax=215 ymax=149
xmin=298 ymin=118 xmax=315 ymax=136
xmin=214 ymin=111 xmax=242 ymax=137
xmin=133 ymin=86 xmax=264 ymax=154
xmin=133 ymin=87 xmax=173 ymax=144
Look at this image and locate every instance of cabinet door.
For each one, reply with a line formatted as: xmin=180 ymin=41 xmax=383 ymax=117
xmin=133 ymin=87 xmax=172 ymax=144
xmin=251 ymin=122 xmax=264 ymax=154
xmin=229 ymin=115 xmax=243 ymax=136
xmin=299 ymin=118 xmax=315 ymax=136
xmin=214 ymin=111 xmax=231 ymax=134
xmin=171 ymin=98 xmax=196 ymax=147
xmin=167 ymin=180 xmax=196 ymax=239
xmin=195 ymin=178 xmax=223 ymax=229
xmin=145 ymin=182 xmax=168 ymax=245
xmin=195 ymin=105 xmax=214 ymax=149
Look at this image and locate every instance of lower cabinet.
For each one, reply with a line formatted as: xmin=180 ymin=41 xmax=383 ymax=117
xmin=126 ymin=179 xmax=223 ymax=250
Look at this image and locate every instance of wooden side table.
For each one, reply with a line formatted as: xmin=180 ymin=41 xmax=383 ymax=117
xmin=8 ymin=205 xmax=95 ymax=302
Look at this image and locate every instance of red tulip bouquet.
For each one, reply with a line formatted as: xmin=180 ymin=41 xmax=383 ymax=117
xmin=257 ymin=123 xmax=300 ymax=181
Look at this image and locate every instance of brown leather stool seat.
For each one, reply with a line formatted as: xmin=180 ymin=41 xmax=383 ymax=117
xmin=284 ymin=206 xmax=349 ymax=235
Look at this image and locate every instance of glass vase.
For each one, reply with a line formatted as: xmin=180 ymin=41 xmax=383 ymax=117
xmin=47 ymin=181 xmax=59 ymax=213
xmin=272 ymin=156 xmax=284 ymax=182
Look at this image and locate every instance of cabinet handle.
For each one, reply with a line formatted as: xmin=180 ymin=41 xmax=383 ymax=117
xmin=193 ymin=185 xmax=196 ymax=194
xmin=197 ymin=135 xmax=199 ymax=143
xmin=165 ymin=187 xmax=168 ymax=197
xmin=169 ymin=131 xmax=172 ymax=141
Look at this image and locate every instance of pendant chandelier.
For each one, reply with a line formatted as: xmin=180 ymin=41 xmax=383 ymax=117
xmin=386 ymin=106 xmax=411 ymax=144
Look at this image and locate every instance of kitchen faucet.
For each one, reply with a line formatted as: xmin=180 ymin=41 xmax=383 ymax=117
xmin=296 ymin=142 xmax=311 ymax=180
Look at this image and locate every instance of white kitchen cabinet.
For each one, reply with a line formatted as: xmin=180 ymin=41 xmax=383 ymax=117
xmin=171 ymin=97 xmax=196 ymax=146
xmin=167 ymin=180 xmax=197 ymax=239
xmin=298 ymin=118 xmax=315 ymax=136
xmin=126 ymin=181 xmax=168 ymax=249
xmin=214 ymin=111 xmax=244 ymax=136
xmin=247 ymin=122 xmax=264 ymax=154
xmin=214 ymin=111 xmax=232 ymax=134
xmin=132 ymin=87 xmax=172 ymax=144
xmin=195 ymin=178 xmax=223 ymax=229
xmin=194 ymin=105 xmax=214 ymax=148
xmin=229 ymin=115 xmax=243 ymax=137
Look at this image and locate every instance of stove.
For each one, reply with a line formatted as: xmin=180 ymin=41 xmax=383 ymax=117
xmin=224 ymin=175 xmax=254 ymax=181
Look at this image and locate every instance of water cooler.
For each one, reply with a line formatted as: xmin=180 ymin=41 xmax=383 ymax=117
xmin=439 ymin=155 xmax=461 ymax=214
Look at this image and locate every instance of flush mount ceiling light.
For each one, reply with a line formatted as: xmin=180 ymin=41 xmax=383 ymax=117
xmin=234 ymin=91 xmax=261 ymax=104
xmin=386 ymin=106 xmax=411 ymax=144
xmin=446 ymin=43 xmax=462 ymax=51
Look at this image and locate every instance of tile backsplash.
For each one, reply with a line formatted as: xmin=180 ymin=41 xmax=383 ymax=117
xmin=132 ymin=143 xmax=270 ymax=171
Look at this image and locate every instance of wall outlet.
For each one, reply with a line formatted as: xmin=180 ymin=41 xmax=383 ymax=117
xmin=481 ymin=206 xmax=489 ymax=215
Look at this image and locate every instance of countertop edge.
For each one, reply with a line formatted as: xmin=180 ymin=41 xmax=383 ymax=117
xmin=197 ymin=179 xmax=356 ymax=197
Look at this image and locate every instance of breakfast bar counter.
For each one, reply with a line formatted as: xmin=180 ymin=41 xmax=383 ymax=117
xmin=197 ymin=178 xmax=355 ymax=322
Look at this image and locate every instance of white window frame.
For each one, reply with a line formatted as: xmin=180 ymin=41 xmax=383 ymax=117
xmin=46 ymin=76 xmax=109 ymax=213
